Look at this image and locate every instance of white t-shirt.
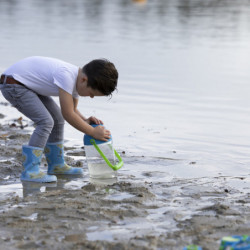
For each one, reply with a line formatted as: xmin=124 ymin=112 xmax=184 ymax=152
xmin=3 ymin=56 xmax=79 ymax=98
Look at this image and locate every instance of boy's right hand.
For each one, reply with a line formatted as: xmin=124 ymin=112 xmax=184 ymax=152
xmin=92 ymin=126 xmax=111 ymax=141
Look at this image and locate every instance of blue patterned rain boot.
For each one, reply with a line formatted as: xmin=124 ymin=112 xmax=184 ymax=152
xmin=45 ymin=141 xmax=83 ymax=175
xmin=21 ymin=145 xmax=57 ymax=183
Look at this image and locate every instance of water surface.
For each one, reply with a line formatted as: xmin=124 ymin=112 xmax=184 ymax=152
xmin=0 ymin=0 xmax=250 ymax=177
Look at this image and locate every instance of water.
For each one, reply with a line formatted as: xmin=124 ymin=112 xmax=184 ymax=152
xmin=0 ymin=0 xmax=250 ymax=177
xmin=87 ymin=163 xmax=117 ymax=179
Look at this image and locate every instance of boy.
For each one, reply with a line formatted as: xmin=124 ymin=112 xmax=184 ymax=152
xmin=0 ymin=56 xmax=118 ymax=183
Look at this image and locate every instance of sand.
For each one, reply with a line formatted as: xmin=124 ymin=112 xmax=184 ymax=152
xmin=0 ymin=102 xmax=249 ymax=250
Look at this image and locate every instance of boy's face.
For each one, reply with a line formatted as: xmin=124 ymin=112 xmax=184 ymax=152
xmin=77 ymin=72 xmax=104 ymax=98
xmin=81 ymin=84 xmax=104 ymax=98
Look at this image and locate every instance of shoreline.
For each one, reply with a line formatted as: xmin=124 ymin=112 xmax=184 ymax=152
xmin=0 ymin=104 xmax=249 ymax=249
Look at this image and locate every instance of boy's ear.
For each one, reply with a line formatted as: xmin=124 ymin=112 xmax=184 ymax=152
xmin=82 ymin=74 xmax=88 ymax=83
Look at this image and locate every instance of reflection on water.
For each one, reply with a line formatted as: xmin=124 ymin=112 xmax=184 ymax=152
xmin=21 ymin=175 xmax=90 ymax=197
xmin=22 ymin=181 xmax=56 ymax=197
xmin=0 ymin=0 xmax=250 ymax=175
xmin=21 ymin=175 xmax=118 ymax=197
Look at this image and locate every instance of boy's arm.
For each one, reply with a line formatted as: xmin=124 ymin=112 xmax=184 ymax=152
xmin=73 ymin=98 xmax=103 ymax=125
xmin=73 ymin=98 xmax=87 ymax=121
xmin=59 ymin=88 xmax=110 ymax=141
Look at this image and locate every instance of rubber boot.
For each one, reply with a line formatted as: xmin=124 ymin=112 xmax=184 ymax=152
xmin=45 ymin=141 xmax=83 ymax=175
xmin=21 ymin=145 xmax=57 ymax=183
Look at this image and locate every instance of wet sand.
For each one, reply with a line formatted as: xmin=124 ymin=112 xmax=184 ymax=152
xmin=0 ymin=105 xmax=249 ymax=250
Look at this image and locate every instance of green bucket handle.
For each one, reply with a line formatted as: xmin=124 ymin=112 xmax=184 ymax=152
xmin=90 ymin=139 xmax=123 ymax=171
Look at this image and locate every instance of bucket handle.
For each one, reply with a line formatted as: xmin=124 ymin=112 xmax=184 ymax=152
xmin=90 ymin=139 xmax=123 ymax=171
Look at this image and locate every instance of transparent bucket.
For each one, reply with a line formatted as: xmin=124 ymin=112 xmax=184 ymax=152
xmin=85 ymin=139 xmax=123 ymax=179
xmin=83 ymin=124 xmax=123 ymax=179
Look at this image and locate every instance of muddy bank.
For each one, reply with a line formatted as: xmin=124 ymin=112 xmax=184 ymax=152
xmin=0 ymin=108 xmax=249 ymax=250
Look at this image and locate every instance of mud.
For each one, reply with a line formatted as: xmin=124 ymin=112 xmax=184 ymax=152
xmin=0 ymin=110 xmax=249 ymax=250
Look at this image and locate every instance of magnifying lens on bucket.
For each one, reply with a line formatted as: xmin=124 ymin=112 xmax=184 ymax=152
xmin=84 ymin=124 xmax=123 ymax=179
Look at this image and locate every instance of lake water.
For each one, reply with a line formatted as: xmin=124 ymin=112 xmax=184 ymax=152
xmin=0 ymin=0 xmax=250 ymax=178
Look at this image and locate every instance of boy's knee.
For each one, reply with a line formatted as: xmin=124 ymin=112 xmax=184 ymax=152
xmin=38 ymin=116 xmax=54 ymax=133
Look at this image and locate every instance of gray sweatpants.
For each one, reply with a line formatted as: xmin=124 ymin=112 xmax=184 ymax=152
xmin=0 ymin=83 xmax=64 ymax=148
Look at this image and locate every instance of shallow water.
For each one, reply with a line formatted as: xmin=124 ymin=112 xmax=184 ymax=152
xmin=0 ymin=0 xmax=250 ymax=178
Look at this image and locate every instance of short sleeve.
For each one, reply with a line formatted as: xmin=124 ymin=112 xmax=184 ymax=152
xmin=53 ymin=67 xmax=78 ymax=98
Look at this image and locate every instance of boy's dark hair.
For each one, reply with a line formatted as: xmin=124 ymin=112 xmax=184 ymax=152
xmin=82 ymin=59 xmax=118 ymax=96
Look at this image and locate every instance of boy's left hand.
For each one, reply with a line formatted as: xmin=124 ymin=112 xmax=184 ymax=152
xmin=86 ymin=116 xmax=103 ymax=125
